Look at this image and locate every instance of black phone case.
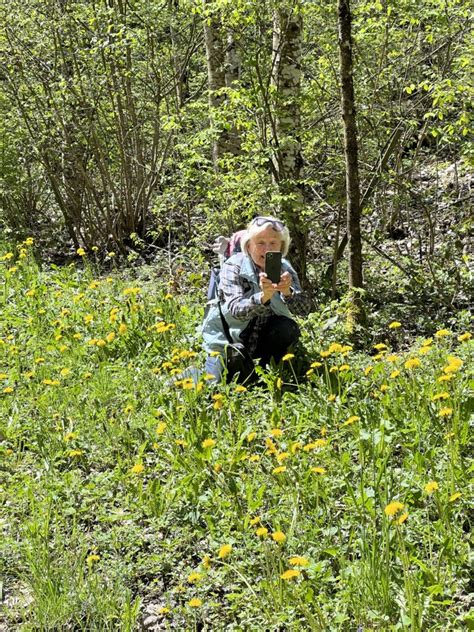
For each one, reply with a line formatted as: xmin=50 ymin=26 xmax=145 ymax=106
xmin=265 ymin=252 xmax=282 ymax=283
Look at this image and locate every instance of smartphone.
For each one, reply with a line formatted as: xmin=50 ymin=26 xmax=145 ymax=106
xmin=265 ymin=251 xmax=282 ymax=284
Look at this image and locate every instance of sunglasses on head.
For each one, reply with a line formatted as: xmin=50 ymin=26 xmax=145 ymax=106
xmin=252 ymin=216 xmax=284 ymax=231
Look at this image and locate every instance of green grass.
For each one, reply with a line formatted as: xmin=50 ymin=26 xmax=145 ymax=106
xmin=1 ymin=240 xmax=472 ymax=630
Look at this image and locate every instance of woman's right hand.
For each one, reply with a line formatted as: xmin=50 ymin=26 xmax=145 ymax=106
xmin=259 ymin=272 xmax=278 ymax=303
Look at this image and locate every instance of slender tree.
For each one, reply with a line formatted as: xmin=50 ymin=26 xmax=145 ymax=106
xmin=337 ymin=0 xmax=365 ymax=327
xmin=271 ymin=0 xmax=307 ymax=281
xmin=203 ymin=0 xmax=241 ymax=168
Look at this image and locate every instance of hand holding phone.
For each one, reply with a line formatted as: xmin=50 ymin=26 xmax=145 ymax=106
xmin=265 ymin=251 xmax=282 ymax=284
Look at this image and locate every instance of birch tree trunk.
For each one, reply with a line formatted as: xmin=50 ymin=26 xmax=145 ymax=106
xmin=203 ymin=2 xmax=241 ymax=168
xmin=337 ymin=0 xmax=366 ymax=327
xmin=271 ymin=2 xmax=307 ymax=281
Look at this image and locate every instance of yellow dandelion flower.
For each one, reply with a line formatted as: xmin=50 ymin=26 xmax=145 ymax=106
xmin=202 ymin=555 xmax=211 ymax=569
xmin=77 ymin=247 xmax=86 ymax=256
xmin=235 ymin=385 xmax=247 ymax=393
xmin=327 ymin=343 xmax=344 ymax=354
xmin=282 ymin=353 xmax=295 ymax=362
xmin=397 ymin=512 xmax=409 ymax=525
xmin=435 ymin=329 xmax=450 ymax=338
xmin=342 ymin=415 xmax=360 ymax=427
xmin=249 ymin=454 xmax=260 ymax=462
xmin=320 ymin=350 xmax=331 ymax=358
xmin=328 ymin=393 xmax=336 ymax=401
xmin=188 ymin=598 xmax=202 ymax=608
xmin=289 ymin=556 xmax=309 ymax=567
xmin=281 ymin=569 xmax=300 ymax=580
xmin=213 ymin=463 xmax=222 ymax=473
xmin=256 ymin=526 xmax=268 ymax=537
xmin=158 ymin=607 xmax=170 ymax=615
xmin=130 ymin=463 xmax=144 ymax=474
xmin=187 ymin=572 xmax=202 ymax=584
xmin=68 ymin=449 xmax=83 ymax=457
xmin=457 ymin=332 xmax=471 ymax=342
xmin=390 ymin=370 xmax=400 ymax=379
xmin=276 ymin=452 xmax=290 ymax=463
xmin=443 ymin=356 xmax=463 ymax=373
xmin=265 ymin=438 xmax=278 ymax=455
xmin=339 ymin=364 xmax=350 ymax=372
xmin=250 ymin=516 xmax=261 ymax=526
xmin=404 ymin=358 xmax=421 ymax=370
xmin=86 ymin=554 xmax=100 ymax=564
xmin=364 ymin=366 xmax=373 ymax=376
xmin=380 ymin=384 xmax=389 ymax=392
xmin=386 ymin=354 xmax=399 ymax=363
xmin=439 ymin=407 xmax=453 ymax=417
xmin=202 ymin=438 xmax=216 ymax=449
xmin=388 ymin=321 xmax=402 ymax=329
xmin=431 ymin=392 xmax=449 ymax=401
xmin=218 ymin=544 xmax=232 ymax=559
xmin=246 ymin=432 xmax=257 ymax=442
xmin=175 ymin=439 xmax=188 ymax=447
xmin=374 ymin=343 xmax=388 ymax=350
xmin=3 ymin=386 xmax=14 ymax=394
xmin=384 ymin=501 xmax=404 ymax=517
xmin=272 ymin=465 xmax=287 ymax=474
xmin=438 ymin=374 xmax=454 ymax=382
xmin=272 ymin=531 xmax=286 ymax=544
xmin=156 ymin=422 xmax=167 ymax=435
xmin=60 ymin=368 xmax=71 ymax=377
xmin=203 ymin=372 xmax=217 ymax=381
xmin=290 ymin=442 xmax=302 ymax=453
xmin=270 ymin=428 xmax=283 ymax=438
xmin=310 ymin=467 xmax=326 ymax=475
xmin=449 ymin=492 xmax=461 ymax=502
xmin=311 ymin=361 xmax=322 ymax=368
xmin=424 ymin=481 xmax=439 ymax=494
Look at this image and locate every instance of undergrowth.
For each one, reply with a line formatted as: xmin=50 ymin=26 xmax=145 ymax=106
xmin=0 ymin=240 xmax=472 ymax=631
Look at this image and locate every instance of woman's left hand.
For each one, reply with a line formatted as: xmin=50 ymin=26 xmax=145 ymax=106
xmin=276 ymin=271 xmax=293 ymax=297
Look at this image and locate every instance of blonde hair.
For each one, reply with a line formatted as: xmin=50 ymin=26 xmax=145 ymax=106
xmin=240 ymin=217 xmax=291 ymax=257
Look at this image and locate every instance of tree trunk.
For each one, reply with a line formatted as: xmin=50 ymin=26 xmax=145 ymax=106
xmin=271 ymin=3 xmax=307 ymax=282
xmin=224 ymin=30 xmax=242 ymax=156
xmin=203 ymin=1 xmax=227 ymax=169
xmin=337 ymin=0 xmax=365 ymax=327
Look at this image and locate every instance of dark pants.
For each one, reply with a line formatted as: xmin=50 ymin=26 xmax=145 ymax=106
xmin=253 ymin=315 xmax=300 ymax=367
xmin=204 ymin=315 xmax=300 ymax=384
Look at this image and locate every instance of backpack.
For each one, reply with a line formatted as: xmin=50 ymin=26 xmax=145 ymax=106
xmin=207 ymin=230 xmax=246 ymax=301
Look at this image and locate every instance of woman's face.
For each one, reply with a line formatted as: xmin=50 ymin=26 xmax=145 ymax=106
xmin=247 ymin=226 xmax=282 ymax=268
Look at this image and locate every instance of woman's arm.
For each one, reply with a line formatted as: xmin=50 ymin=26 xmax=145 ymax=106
xmin=219 ymin=259 xmax=271 ymax=321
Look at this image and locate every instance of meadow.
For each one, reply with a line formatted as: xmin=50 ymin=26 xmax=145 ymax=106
xmin=1 ymin=239 xmax=472 ymax=631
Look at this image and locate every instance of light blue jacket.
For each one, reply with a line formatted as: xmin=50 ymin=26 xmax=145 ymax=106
xmin=202 ymin=253 xmax=301 ymax=353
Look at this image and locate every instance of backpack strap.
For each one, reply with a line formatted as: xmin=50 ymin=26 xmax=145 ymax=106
xmin=218 ymin=302 xmax=233 ymax=345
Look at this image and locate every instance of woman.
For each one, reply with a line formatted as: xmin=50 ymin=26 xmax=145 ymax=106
xmin=202 ymin=216 xmax=310 ymax=383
